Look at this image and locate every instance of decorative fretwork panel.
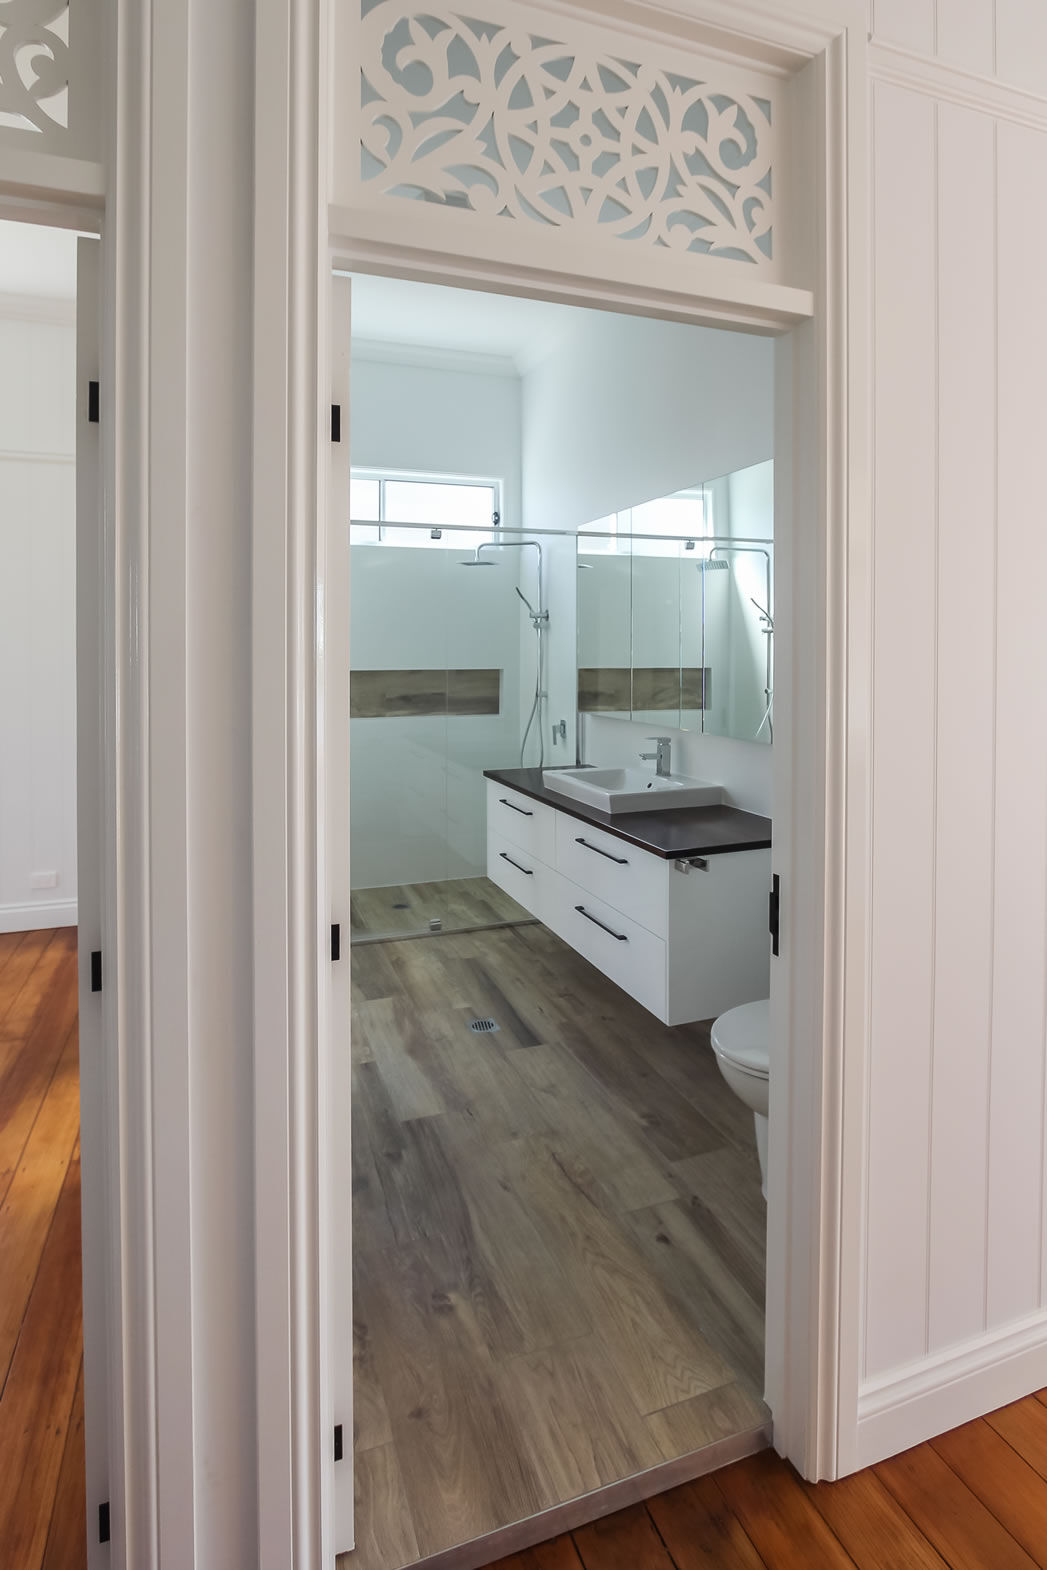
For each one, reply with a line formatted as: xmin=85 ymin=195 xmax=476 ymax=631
xmin=0 ymin=0 xmax=98 ymax=159
xmin=356 ymin=0 xmax=776 ymax=265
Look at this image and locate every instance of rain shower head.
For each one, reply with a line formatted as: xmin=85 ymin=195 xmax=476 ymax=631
xmin=701 ymin=557 xmax=730 ymax=571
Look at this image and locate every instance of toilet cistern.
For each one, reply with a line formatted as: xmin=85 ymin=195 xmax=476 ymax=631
xmin=640 ymin=736 xmax=673 ymax=777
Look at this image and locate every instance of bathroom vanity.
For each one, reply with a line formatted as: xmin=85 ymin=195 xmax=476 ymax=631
xmin=485 ymin=768 xmax=772 ymax=1027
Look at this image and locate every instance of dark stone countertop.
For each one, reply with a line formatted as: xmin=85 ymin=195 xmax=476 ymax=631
xmin=484 ymin=767 xmax=772 ymax=860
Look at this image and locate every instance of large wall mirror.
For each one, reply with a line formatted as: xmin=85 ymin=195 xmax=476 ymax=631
xmin=575 ymin=459 xmax=773 ymax=744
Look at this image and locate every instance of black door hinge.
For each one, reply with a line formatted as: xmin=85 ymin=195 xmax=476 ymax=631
xmin=768 ymin=874 xmax=780 ymax=958
xmin=90 ymin=950 xmax=103 ymax=992
xmin=331 ymin=403 xmax=341 ymax=443
xmin=88 ymin=381 xmax=100 ymax=423
xmin=334 ymin=1423 xmax=344 ymax=1461
xmin=331 ymin=923 xmax=341 ymax=962
xmin=98 ymin=1501 xmax=111 ymax=1543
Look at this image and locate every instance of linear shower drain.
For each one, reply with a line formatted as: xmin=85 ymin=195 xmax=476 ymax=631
xmin=469 ymin=1017 xmax=500 ymax=1035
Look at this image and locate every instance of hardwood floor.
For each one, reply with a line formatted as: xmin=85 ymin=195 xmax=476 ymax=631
xmin=481 ymin=1401 xmax=1047 ymax=1570
xmin=0 ymin=926 xmax=85 ymax=1570
xmin=351 ymin=876 xmax=533 ymax=941
xmin=349 ymin=922 xmax=770 ymax=1568
xmin=8 ymin=924 xmax=1047 ymax=1570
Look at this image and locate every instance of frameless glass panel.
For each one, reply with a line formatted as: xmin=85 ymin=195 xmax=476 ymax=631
xmin=348 ymin=533 xmax=450 ymax=937
xmin=348 ymin=521 xmax=534 ymax=942
xmin=577 ymin=512 xmax=620 ymax=555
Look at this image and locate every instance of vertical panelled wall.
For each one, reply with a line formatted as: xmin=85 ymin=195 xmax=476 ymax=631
xmin=872 ymin=0 xmax=1047 ymax=96
xmin=861 ymin=2 xmax=1047 ymax=1454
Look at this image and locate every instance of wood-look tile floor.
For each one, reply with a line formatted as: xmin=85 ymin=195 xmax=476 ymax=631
xmin=348 ymin=922 xmax=770 ymax=1569
xmin=350 ymin=876 xmax=533 ymax=941
xmin=7 ymin=927 xmax=1047 ymax=1570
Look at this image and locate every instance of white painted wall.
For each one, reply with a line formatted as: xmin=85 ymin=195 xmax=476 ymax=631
xmin=350 ymin=350 xmax=522 ymax=526
xmin=0 ymin=309 xmax=78 ymax=932
xmin=521 ymin=309 xmax=775 ymax=811
xmin=348 ymin=353 xmax=525 ymax=888
xmin=856 ymin=0 xmax=1047 ymax=1463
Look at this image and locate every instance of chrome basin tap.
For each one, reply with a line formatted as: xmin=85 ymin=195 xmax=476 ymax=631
xmin=640 ymin=737 xmax=672 ymax=777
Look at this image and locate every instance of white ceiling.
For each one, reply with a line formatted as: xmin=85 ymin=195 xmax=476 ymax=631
xmin=0 ymin=220 xmax=79 ymax=299
xmin=347 ymin=272 xmax=581 ymax=373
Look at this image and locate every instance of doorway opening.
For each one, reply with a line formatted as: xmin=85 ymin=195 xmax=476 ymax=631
xmin=0 ymin=217 xmax=92 ymax=1569
xmin=340 ymin=272 xmax=780 ymax=1568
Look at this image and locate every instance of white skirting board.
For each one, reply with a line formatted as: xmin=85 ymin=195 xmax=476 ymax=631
xmin=0 ymin=899 xmax=78 ymax=933
xmin=854 ymin=1310 xmax=1047 ymax=1468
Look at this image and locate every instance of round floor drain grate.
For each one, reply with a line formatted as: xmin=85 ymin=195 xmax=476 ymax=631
xmin=469 ymin=1018 xmax=500 ymax=1035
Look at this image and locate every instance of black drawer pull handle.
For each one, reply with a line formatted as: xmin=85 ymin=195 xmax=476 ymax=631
xmin=499 ymin=797 xmax=533 ymax=816
xmin=575 ymin=905 xmax=627 ymax=942
xmin=499 ymin=851 xmax=534 ymax=876
xmin=575 ymin=836 xmax=628 ymax=865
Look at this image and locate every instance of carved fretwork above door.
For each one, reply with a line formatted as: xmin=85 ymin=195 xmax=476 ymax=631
xmin=333 ymin=0 xmax=815 ymax=303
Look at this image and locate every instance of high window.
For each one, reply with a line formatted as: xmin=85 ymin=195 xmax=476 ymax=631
xmin=350 ymin=469 xmax=501 ymax=549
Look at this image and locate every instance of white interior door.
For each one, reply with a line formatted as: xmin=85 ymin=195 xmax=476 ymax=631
xmin=75 ymin=235 xmax=110 ymax=1566
xmin=321 ymin=269 xmax=354 ymax=1553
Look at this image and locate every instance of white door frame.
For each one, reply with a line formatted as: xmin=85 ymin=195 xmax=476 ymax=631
xmin=325 ymin=0 xmax=870 ymax=1491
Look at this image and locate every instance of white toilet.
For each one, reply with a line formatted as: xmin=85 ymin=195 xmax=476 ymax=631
xmin=710 ymin=999 xmax=770 ymax=1199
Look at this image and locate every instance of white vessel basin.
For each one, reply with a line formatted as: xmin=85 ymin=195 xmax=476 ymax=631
xmin=542 ymin=766 xmax=723 ymax=815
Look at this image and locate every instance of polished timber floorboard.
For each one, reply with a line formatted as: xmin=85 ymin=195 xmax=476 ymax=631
xmin=350 ymin=876 xmax=533 ymax=941
xmin=9 ymin=932 xmax=1047 ymax=1570
xmin=0 ymin=926 xmax=85 ymax=1570
xmin=348 ymin=922 xmax=771 ymax=1568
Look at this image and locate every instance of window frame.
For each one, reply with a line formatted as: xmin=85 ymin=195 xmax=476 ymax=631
xmin=349 ymin=465 xmax=503 ymax=547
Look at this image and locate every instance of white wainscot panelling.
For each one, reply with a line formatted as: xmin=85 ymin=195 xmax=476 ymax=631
xmin=995 ymin=0 xmax=1047 ymax=100
xmin=864 ymin=80 xmax=938 ymax=1381
xmin=926 ymin=101 xmax=996 ymax=1353
xmin=348 ymin=0 xmax=778 ymax=267
xmin=987 ymin=117 xmax=1047 ymax=1328
xmin=871 ymin=0 xmax=1047 ymax=97
xmin=935 ymin=0 xmax=995 ymax=78
xmin=870 ymin=0 xmax=935 ymax=57
xmin=862 ymin=81 xmax=1047 ymax=1441
xmin=0 ymin=457 xmax=77 ymax=928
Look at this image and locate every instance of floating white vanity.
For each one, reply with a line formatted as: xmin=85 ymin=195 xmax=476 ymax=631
xmin=485 ymin=770 xmax=772 ymax=1027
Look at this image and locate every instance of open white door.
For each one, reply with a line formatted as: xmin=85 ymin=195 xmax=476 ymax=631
xmin=75 ymin=236 xmax=110 ymax=1565
xmin=320 ymin=269 xmax=354 ymax=1553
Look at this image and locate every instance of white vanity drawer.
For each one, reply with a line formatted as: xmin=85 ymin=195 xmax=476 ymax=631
xmin=486 ymin=780 xmax=556 ymax=861
xmin=554 ymin=815 xmax=668 ymax=937
xmin=487 ymin=829 xmax=546 ymax=920
xmin=545 ymin=870 xmax=667 ymax=1021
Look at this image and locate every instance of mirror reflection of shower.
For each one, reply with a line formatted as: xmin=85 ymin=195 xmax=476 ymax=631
xmin=708 ymin=544 xmax=773 ymax=742
xmin=461 ymin=540 xmax=548 ymax=766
